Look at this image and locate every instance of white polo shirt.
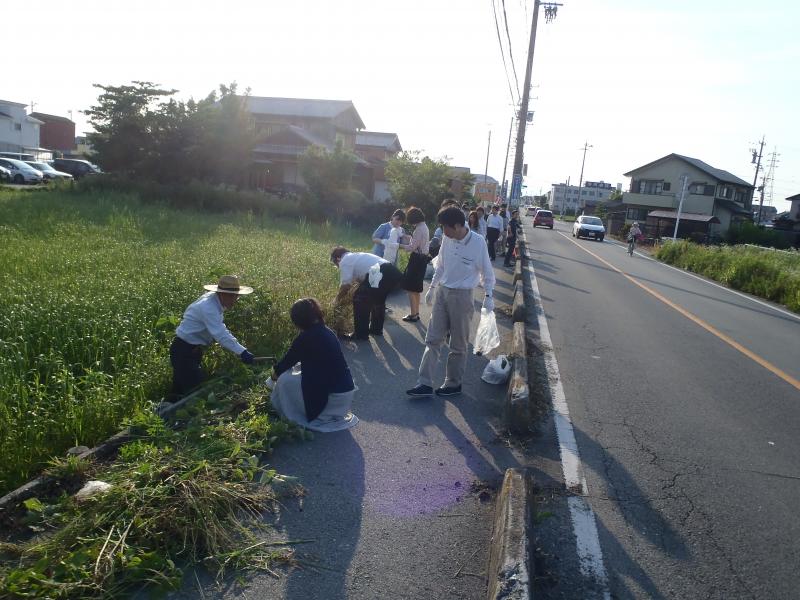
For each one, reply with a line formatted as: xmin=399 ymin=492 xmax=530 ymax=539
xmin=431 ymin=230 xmax=496 ymax=294
xmin=487 ymin=214 xmax=504 ymax=230
xmin=339 ymin=252 xmax=388 ymax=285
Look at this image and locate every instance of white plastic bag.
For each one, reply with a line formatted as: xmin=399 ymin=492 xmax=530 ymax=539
xmin=473 ymin=308 xmax=500 ymax=355
xmin=481 ymin=355 xmax=511 ymax=384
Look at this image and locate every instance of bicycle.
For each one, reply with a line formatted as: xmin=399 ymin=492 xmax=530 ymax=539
xmin=627 ymin=236 xmax=636 ymax=256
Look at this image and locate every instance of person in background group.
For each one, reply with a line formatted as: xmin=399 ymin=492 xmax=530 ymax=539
xmin=475 ymin=206 xmax=488 ymax=237
xmin=461 ymin=203 xmax=471 ymax=220
xmin=399 ymin=206 xmax=430 ymax=322
xmin=485 ymin=205 xmax=503 ymax=261
xmin=467 ymin=210 xmax=481 ymax=234
xmin=267 ymin=298 xmax=358 ymax=432
xmin=498 ymin=203 xmax=509 ymax=256
xmin=170 ymin=275 xmax=255 ymax=398
xmin=406 ymin=206 xmax=496 ymax=398
xmin=331 ymin=246 xmax=403 ymax=340
xmin=371 ymin=209 xmax=406 ymax=261
xmin=504 ymin=209 xmax=520 ymax=267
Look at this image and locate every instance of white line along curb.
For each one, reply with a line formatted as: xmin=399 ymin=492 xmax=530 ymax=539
xmin=523 ymin=227 xmax=611 ymax=598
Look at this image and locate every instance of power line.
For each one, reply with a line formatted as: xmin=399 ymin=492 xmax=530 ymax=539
xmin=491 ymin=0 xmax=519 ymax=107
xmin=501 ymin=0 xmax=521 ymax=98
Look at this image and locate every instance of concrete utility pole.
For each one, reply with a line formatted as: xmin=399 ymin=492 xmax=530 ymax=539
xmin=757 ymin=149 xmax=779 ymax=224
xmin=673 ymin=175 xmax=689 ymax=240
xmin=576 ymin=141 xmax=592 ymax=213
xmin=750 ymin=135 xmax=765 ymax=219
xmin=501 ymin=115 xmax=514 ymax=200
xmin=484 ymin=130 xmax=491 ymax=184
xmin=510 ymin=0 xmax=562 ymax=208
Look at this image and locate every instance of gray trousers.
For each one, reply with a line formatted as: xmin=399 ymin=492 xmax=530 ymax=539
xmin=417 ymin=287 xmax=475 ymax=388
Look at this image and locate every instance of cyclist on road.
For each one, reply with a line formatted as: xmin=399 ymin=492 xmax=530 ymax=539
xmin=628 ymin=222 xmax=643 ymax=255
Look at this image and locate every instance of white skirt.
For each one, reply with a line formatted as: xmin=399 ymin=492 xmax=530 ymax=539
xmin=270 ymin=369 xmax=359 ymax=432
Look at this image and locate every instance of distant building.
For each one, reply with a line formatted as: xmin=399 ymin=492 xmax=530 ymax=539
xmin=550 ymin=180 xmax=616 ymax=214
xmin=30 ymin=112 xmax=76 ymax=155
xmin=753 ymin=204 xmax=778 ymax=223
xmin=354 ymin=131 xmax=402 ymax=202
xmin=470 ymin=173 xmax=498 ymax=204
xmin=618 ymin=153 xmax=753 ymax=240
xmin=0 ymin=99 xmax=49 ymax=159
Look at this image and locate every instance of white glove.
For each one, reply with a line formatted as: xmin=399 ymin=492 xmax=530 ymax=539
xmin=425 ymin=286 xmax=435 ymax=306
xmin=482 ymin=295 xmax=495 ymax=312
xmin=265 ymin=377 xmax=275 ymax=391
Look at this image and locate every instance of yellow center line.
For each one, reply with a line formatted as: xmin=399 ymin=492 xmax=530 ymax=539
xmin=554 ymin=231 xmax=800 ymax=392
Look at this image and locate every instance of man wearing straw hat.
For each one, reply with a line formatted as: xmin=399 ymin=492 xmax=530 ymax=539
xmin=170 ymin=275 xmax=255 ymax=397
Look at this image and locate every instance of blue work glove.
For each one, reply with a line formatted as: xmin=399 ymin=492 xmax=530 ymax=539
xmin=240 ymin=349 xmax=255 ymax=364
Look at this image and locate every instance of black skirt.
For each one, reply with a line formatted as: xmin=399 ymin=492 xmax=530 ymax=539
xmin=402 ymin=252 xmax=429 ymax=293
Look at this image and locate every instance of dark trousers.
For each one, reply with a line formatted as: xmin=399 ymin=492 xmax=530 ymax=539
xmin=504 ymin=237 xmax=517 ymax=266
xmin=170 ymin=336 xmax=205 ymax=397
xmin=352 ymin=263 xmax=403 ymax=337
xmin=486 ymin=228 xmax=500 ymax=260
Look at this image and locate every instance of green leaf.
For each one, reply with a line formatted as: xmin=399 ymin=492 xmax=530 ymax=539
xmin=23 ymin=497 xmax=45 ymax=512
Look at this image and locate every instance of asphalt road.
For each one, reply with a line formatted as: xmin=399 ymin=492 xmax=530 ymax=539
xmin=179 ymin=259 xmax=527 ymax=600
xmin=526 ymin=218 xmax=800 ymax=599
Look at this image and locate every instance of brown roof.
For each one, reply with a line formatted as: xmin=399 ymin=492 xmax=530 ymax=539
xmin=647 ymin=210 xmax=720 ymax=223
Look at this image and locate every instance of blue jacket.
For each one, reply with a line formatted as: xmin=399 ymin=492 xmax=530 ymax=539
xmin=274 ymin=323 xmax=355 ymax=421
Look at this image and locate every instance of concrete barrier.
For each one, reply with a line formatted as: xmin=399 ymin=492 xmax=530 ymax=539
xmin=506 ymin=321 xmax=530 ymax=433
xmin=487 ymin=468 xmax=534 ymax=600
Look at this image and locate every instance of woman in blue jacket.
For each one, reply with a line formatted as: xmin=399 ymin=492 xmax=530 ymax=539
xmin=267 ymin=298 xmax=358 ymax=431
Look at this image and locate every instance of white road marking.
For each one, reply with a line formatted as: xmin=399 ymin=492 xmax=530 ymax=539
xmin=522 ymin=228 xmax=611 ymax=598
xmin=602 ymin=237 xmax=800 ymax=322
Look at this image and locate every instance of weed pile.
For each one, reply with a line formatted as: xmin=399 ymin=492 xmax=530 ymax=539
xmin=0 ymin=384 xmax=306 ymax=598
xmin=0 ymin=187 xmax=366 ymax=494
xmin=656 ymin=240 xmax=800 ymax=312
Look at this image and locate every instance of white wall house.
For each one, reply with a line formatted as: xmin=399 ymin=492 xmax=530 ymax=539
xmin=0 ymin=99 xmax=44 ymax=157
xmin=550 ymin=180 xmax=618 ymax=214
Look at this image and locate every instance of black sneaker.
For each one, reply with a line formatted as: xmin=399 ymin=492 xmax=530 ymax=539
xmin=435 ymin=385 xmax=462 ymax=397
xmin=406 ymin=384 xmax=433 ymax=397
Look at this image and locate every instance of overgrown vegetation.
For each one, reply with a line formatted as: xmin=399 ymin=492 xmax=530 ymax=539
xmin=0 ymin=384 xmax=306 ymax=598
xmin=724 ymin=221 xmax=793 ymax=249
xmin=656 ymin=240 xmax=800 ymax=312
xmin=0 ymin=187 xmax=366 ymax=494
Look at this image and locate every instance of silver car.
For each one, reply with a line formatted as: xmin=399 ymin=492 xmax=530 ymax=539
xmin=573 ymin=215 xmax=606 ymax=241
xmin=26 ymin=161 xmax=73 ymax=181
xmin=0 ymin=158 xmax=44 ymax=184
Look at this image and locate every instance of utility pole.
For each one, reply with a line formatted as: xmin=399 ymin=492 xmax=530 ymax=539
xmin=510 ymin=0 xmax=562 ymax=208
xmin=484 ymin=130 xmax=492 ymax=184
xmin=501 ymin=115 xmax=514 ymax=200
xmin=757 ymin=149 xmax=779 ymax=224
xmin=576 ymin=141 xmax=592 ymax=214
xmin=673 ymin=175 xmax=688 ymax=240
xmin=750 ymin=136 xmax=765 ymax=217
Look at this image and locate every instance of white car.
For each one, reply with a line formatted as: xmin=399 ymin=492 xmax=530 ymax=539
xmin=26 ymin=161 xmax=73 ymax=181
xmin=525 ymin=204 xmax=537 ymax=216
xmin=0 ymin=165 xmax=11 ymax=182
xmin=573 ymin=215 xmax=606 ymax=241
xmin=0 ymin=158 xmax=44 ymax=184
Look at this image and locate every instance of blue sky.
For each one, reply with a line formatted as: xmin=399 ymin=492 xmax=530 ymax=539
xmin=4 ymin=0 xmax=797 ymax=210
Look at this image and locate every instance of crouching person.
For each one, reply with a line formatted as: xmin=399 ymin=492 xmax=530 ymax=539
xmin=267 ymin=298 xmax=359 ymax=432
xmin=170 ymin=275 xmax=255 ymax=399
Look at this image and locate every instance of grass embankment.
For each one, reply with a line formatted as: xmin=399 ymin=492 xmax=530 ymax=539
xmin=656 ymin=240 xmax=800 ymax=313
xmin=0 ymin=187 xmax=365 ymax=495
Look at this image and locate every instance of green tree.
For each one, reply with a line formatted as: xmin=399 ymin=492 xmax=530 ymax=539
xmin=299 ymin=141 xmax=365 ymax=216
xmin=385 ymin=151 xmax=451 ymax=216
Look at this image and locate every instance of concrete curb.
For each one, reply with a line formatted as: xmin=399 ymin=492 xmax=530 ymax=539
xmin=487 ymin=468 xmax=534 ymax=600
xmin=0 ymin=386 xmax=212 ymax=514
xmin=505 ymin=236 xmax=530 ymax=434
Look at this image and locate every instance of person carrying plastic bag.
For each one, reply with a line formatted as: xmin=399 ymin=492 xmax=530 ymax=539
xmin=406 ymin=206 xmax=496 ymax=398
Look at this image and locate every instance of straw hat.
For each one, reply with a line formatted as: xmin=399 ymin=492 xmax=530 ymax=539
xmin=203 ymin=275 xmax=253 ymax=295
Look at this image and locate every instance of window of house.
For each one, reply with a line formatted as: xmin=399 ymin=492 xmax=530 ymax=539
xmin=718 ymin=186 xmax=733 ymax=199
xmin=627 ymin=208 xmax=649 ymax=221
xmin=581 ymin=190 xmax=587 ymax=195
xmin=588 ymin=191 xmax=595 ymax=196
xmin=734 ymin=190 xmax=745 ymax=203
xmin=637 ymin=180 xmax=663 ymax=194
xmin=690 ymin=183 xmax=715 ymax=196
xmin=663 ymin=182 xmax=671 ymax=191
xmin=14 ymin=123 xmax=22 ymax=131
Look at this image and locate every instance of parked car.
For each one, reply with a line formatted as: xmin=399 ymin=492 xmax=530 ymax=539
xmin=51 ymin=158 xmax=102 ymax=179
xmin=26 ymin=161 xmax=73 ymax=181
xmin=573 ymin=215 xmax=606 ymax=241
xmin=0 ymin=158 xmax=44 ymax=184
xmin=0 ymin=152 xmax=36 ymax=161
xmin=0 ymin=165 xmax=11 ymax=182
xmin=533 ymin=209 xmax=554 ymax=229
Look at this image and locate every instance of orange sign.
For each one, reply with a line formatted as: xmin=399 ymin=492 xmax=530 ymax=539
xmin=475 ymin=182 xmax=497 ymax=203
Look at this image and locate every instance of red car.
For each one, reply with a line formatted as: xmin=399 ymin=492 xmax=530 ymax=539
xmin=533 ymin=209 xmax=554 ymax=229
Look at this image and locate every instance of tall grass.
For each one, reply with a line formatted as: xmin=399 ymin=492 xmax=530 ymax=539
xmin=655 ymin=240 xmax=800 ymax=312
xmin=0 ymin=187 xmax=366 ymax=495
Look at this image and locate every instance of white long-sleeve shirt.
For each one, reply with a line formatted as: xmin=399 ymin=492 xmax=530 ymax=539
xmin=339 ymin=252 xmax=388 ymax=285
xmin=486 ymin=214 xmax=504 ymax=230
xmin=430 ymin=230 xmax=495 ymax=295
xmin=175 ymin=292 xmax=246 ymax=354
